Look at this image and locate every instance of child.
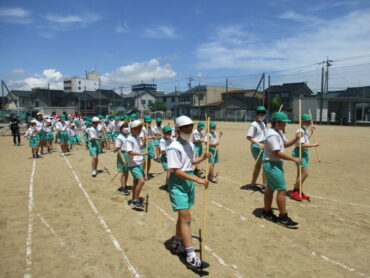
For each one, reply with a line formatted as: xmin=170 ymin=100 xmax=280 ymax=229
xmin=115 ymin=124 xmax=130 ymax=195
xmin=88 ymin=117 xmax=103 ymax=177
xmin=142 ymin=115 xmax=156 ymax=180
xmin=246 ymin=106 xmax=267 ymax=188
xmin=67 ymin=123 xmax=78 ymax=150
xmin=43 ymin=118 xmax=54 ymax=153
xmin=192 ymin=121 xmax=206 ymax=177
xmin=206 ymin=122 xmax=222 ymax=183
xmin=35 ymin=113 xmax=46 ymax=155
xmin=83 ymin=121 xmax=91 ymax=149
xmin=289 ymin=114 xmax=319 ymax=201
xmin=159 ymin=125 xmax=173 ymax=188
xmin=25 ymin=120 xmax=40 ymax=158
xmin=75 ymin=121 xmax=83 ymax=146
xmin=153 ymin=117 xmax=163 ymax=162
xmin=55 ymin=115 xmax=69 ymax=156
xmin=167 ymin=116 xmax=210 ymax=269
xmin=126 ymin=120 xmax=148 ymax=210
xmin=262 ymin=112 xmax=301 ymax=228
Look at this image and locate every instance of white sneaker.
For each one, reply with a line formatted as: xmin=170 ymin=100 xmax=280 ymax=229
xmin=60 ymin=153 xmax=65 ymax=156
xmin=92 ymin=170 xmax=97 ymax=177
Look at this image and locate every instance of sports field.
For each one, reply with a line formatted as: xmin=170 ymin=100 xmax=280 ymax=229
xmin=0 ymin=122 xmax=369 ymax=278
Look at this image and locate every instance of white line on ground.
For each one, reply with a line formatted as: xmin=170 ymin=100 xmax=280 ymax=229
xmin=35 ymin=213 xmax=66 ymax=247
xmin=24 ymin=159 xmax=36 ymax=278
xmin=150 ymin=200 xmax=242 ymax=278
xmin=218 ymin=176 xmax=370 ymax=209
xmin=63 ymin=156 xmax=140 ymax=278
xmin=294 ymin=244 xmax=370 ymax=278
xmin=210 ymin=200 xmax=247 ymax=221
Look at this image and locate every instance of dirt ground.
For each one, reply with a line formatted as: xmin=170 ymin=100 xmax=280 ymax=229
xmin=0 ymin=122 xmax=369 ymax=278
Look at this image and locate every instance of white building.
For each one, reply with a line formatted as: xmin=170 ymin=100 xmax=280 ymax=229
xmin=64 ymin=71 xmax=100 ymax=93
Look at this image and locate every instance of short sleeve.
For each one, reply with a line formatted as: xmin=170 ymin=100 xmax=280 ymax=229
xmin=126 ymin=138 xmax=134 ymax=152
xmin=115 ymin=138 xmax=122 ymax=149
xmin=246 ymin=124 xmax=256 ymax=138
xmin=167 ymin=148 xmax=182 ymax=169
xmin=159 ymin=139 xmax=166 ymax=151
xmin=193 ymin=131 xmax=200 ymax=141
xmin=267 ymin=135 xmax=282 ymax=152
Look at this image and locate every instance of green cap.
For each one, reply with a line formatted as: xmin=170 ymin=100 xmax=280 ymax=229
xmin=123 ymin=115 xmax=129 ymax=121
xmin=271 ymin=112 xmax=291 ymax=123
xmin=85 ymin=121 xmax=92 ymax=126
xmin=301 ymin=114 xmax=312 ymax=121
xmin=173 ymin=117 xmax=177 ymax=123
xmin=60 ymin=115 xmax=66 ymax=120
xmin=144 ymin=115 xmax=152 ymax=122
xmin=256 ymin=106 xmax=266 ymax=112
xmin=197 ymin=121 xmax=205 ymax=128
xmin=104 ymin=119 xmax=109 ymax=123
xmin=97 ymin=115 xmax=103 ymax=119
xmin=75 ymin=121 xmax=80 ymax=125
xmin=163 ymin=125 xmax=172 ymax=133
xmin=210 ymin=121 xmax=216 ymax=128
xmin=130 ymin=114 xmax=138 ymax=120
xmin=156 ymin=117 xmax=162 ymax=122
xmin=114 ymin=116 xmax=120 ymax=120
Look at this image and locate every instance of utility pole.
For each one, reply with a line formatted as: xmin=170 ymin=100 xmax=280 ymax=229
xmin=188 ymin=76 xmax=194 ymax=89
xmin=267 ymin=75 xmax=271 ymax=113
xmin=226 ymin=78 xmax=229 ymax=93
xmin=320 ymin=66 xmax=324 ymax=123
xmin=84 ymin=86 xmax=87 ymax=116
xmin=99 ymin=78 xmax=101 ymax=115
xmin=48 ymin=82 xmax=50 ymax=107
xmin=262 ymin=72 xmax=265 ymax=106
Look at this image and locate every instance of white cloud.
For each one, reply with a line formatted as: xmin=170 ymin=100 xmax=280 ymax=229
xmin=115 ymin=22 xmax=129 ymax=33
xmin=101 ymin=59 xmax=176 ymax=88
xmin=0 ymin=7 xmax=32 ymax=23
xmin=310 ymin=1 xmax=363 ymax=11
xmin=11 ymin=69 xmax=26 ymax=75
xmin=44 ymin=13 xmax=100 ymax=24
xmin=8 ymin=69 xmax=63 ymax=90
xmin=277 ymin=11 xmax=323 ymax=24
xmin=41 ymin=13 xmax=100 ymax=33
xmin=143 ymin=25 xmax=178 ymax=39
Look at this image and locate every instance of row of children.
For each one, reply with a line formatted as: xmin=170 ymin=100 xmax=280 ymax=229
xmin=246 ymin=106 xmax=319 ymax=228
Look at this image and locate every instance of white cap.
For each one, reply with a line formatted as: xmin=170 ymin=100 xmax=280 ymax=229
xmin=130 ymin=120 xmax=142 ymax=129
xmin=30 ymin=119 xmax=37 ymax=124
xmin=37 ymin=112 xmax=43 ymax=116
xmin=46 ymin=119 xmax=52 ymax=123
xmin=175 ymin=116 xmax=193 ymax=128
xmin=92 ymin=116 xmax=100 ymax=122
xmin=71 ymin=123 xmax=76 ymax=126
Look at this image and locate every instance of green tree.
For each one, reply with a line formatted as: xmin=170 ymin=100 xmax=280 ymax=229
xmin=271 ymin=95 xmax=281 ymax=111
xmin=148 ymin=101 xmax=167 ymax=112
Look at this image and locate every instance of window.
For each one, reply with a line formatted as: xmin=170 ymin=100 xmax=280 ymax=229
xmin=78 ymin=87 xmax=81 ymax=90
xmin=171 ymin=97 xmax=175 ymax=103
xmin=142 ymin=100 xmax=146 ymax=105
xmin=281 ymin=93 xmax=288 ymax=98
xmin=198 ymin=94 xmax=204 ymax=101
xmin=35 ymin=100 xmax=40 ymax=107
xmin=148 ymin=100 xmax=153 ymax=105
xmin=79 ymin=81 xmax=81 ymax=84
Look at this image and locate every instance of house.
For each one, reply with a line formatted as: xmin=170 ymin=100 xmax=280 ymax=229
xmin=5 ymin=90 xmax=33 ymax=111
xmin=161 ymin=91 xmax=183 ymax=116
xmin=265 ymin=82 xmax=313 ymax=114
xmin=192 ymin=85 xmax=245 ymax=107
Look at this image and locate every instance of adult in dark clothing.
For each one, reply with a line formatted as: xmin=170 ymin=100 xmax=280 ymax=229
xmin=9 ymin=116 xmax=21 ymax=146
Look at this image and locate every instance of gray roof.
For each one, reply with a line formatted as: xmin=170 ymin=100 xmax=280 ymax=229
xmin=11 ymin=90 xmax=33 ymax=97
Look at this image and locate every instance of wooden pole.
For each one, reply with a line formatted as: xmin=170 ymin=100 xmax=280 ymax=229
xmin=299 ymin=99 xmax=302 ymax=199
xmin=143 ymin=124 xmax=149 ymax=177
xmin=308 ymin=109 xmax=321 ymax=162
xmin=201 ymin=115 xmax=211 ymax=259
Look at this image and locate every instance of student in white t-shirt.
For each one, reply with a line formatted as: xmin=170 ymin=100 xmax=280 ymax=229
xmin=167 ymin=116 xmax=210 ymax=270
xmin=246 ymin=106 xmax=267 ymax=188
xmin=115 ymin=123 xmax=130 ymax=195
xmin=153 ymin=117 xmax=163 ymax=162
xmin=205 ymin=122 xmax=223 ymax=183
xmin=159 ymin=125 xmax=173 ymax=188
xmin=192 ymin=121 xmax=206 ymax=177
xmin=289 ymin=114 xmax=319 ymax=201
xmin=126 ymin=120 xmax=148 ymax=210
xmin=262 ymin=112 xmax=301 ymax=229
xmin=88 ymin=117 xmax=104 ymax=177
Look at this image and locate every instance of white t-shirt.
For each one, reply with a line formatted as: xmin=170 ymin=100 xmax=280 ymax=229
xmin=171 ymin=127 xmax=177 ymax=138
xmin=88 ymin=126 xmax=99 ymax=140
xmin=68 ymin=128 xmax=76 ymax=137
xmin=295 ymin=128 xmax=310 ymax=147
xmin=35 ymin=119 xmax=44 ymax=132
xmin=115 ymin=134 xmax=127 ymax=152
xmin=43 ymin=122 xmax=53 ymax=133
xmin=167 ymin=140 xmax=195 ymax=172
xmin=153 ymin=125 xmax=163 ymax=136
xmin=25 ymin=127 xmax=37 ymax=137
xmin=263 ymin=128 xmax=287 ymax=161
xmin=205 ymin=131 xmax=219 ymax=145
xmin=140 ymin=126 xmax=154 ymax=139
xmin=126 ymin=134 xmax=143 ymax=167
xmin=55 ymin=121 xmax=68 ymax=132
xmin=160 ymin=137 xmax=174 ymax=152
xmin=246 ymin=121 xmax=267 ymax=143
xmin=192 ymin=129 xmax=205 ymax=143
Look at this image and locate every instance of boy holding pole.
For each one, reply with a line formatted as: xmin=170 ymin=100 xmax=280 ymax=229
xmin=262 ymin=112 xmax=301 ymax=228
xmin=167 ymin=116 xmax=210 ymax=269
xmin=115 ymin=123 xmax=130 ymax=195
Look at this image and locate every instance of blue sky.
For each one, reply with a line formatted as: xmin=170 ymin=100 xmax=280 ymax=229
xmin=1 ymin=0 xmax=370 ymax=93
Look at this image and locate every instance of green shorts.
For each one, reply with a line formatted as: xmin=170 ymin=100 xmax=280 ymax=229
xmin=160 ymin=154 xmax=168 ymax=170
xmin=58 ymin=131 xmax=68 ymax=143
xmin=68 ymin=135 xmax=77 ymax=145
xmin=194 ymin=142 xmax=203 ymax=156
xmin=208 ymin=145 xmax=219 ymax=163
xmin=292 ymin=147 xmax=309 ymax=168
xmin=38 ymin=130 xmax=46 ymax=141
xmin=129 ymin=164 xmax=144 ymax=179
xmin=45 ymin=132 xmax=54 ymax=141
xmin=117 ymin=151 xmax=128 ymax=173
xmin=168 ymin=172 xmax=195 ymax=211
xmin=29 ymin=136 xmax=39 ymax=147
xmin=76 ymin=134 xmax=82 ymax=145
xmin=142 ymin=141 xmax=155 ymax=159
xmin=112 ymin=131 xmax=119 ymax=141
xmin=263 ymin=160 xmax=286 ymax=191
xmin=105 ymin=132 xmax=112 ymax=141
xmin=88 ymin=140 xmax=102 ymax=156
xmin=154 ymin=138 xmax=160 ymax=146
xmin=84 ymin=133 xmax=89 ymax=143
xmin=251 ymin=143 xmax=264 ymax=161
